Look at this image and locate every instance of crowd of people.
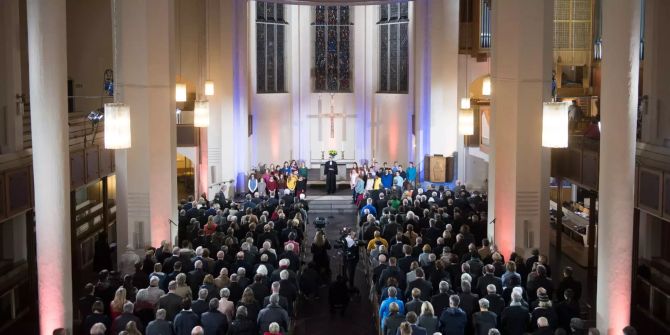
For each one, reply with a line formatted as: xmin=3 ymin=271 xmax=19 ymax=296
xmin=82 ymin=188 xmax=315 ymax=335
xmin=351 ymin=182 xmax=625 ymax=335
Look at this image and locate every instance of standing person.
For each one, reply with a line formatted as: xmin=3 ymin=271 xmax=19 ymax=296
xmin=350 ymin=167 xmax=360 ymax=203
xmin=406 ymin=162 xmax=417 ymax=190
xmin=298 ymin=161 xmax=309 ymax=181
xmin=247 ymin=174 xmax=258 ymax=195
xmin=324 ymin=154 xmax=339 ymax=194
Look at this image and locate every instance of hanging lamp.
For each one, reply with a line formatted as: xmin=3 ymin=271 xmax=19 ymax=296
xmin=542 ymin=102 xmax=569 ymax=148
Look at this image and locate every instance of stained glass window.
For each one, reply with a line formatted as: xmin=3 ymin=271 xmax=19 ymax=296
xmin=256 ymin=1 xmax=287 ymax=93
xmin=313 ymin=5 xmax=352 ymax=92
xmin=378 ymin=3 xmax=409 ymax=93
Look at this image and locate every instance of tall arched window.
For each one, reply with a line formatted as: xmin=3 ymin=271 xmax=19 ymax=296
xmin=256 ymin=1 xmax=287 ymax=93
xmin=313 ymin=5 xmax=352 ymax=92
xmin=378 ymin=3 xmax=409 ymax=93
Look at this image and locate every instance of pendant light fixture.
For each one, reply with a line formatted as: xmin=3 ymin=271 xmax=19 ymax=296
xmin=194 ymin=100 xmax=210 ymax=127
xmin=106 ymin=0 xmax=131 ymax=149
xmin=460 ymin=0 xmax=471 ymax=110
xmin=193 ymin=2 xmax=209 ymax=128
xmin=459 ymin=108 xmax=475 ymax=135
xmin=176 ymin=0 xmax=187 ymax=102
xmin=204 ymin=1 xmax=214 ymax=96
xmin=542 ymin=101 xmax=569 ymax=148
xmin=104 ymin=103 xmax=132 ymax=149
xmin=482 ymin=76 xmax=492 ymax=96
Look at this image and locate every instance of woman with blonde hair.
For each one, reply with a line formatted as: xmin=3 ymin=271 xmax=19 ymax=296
xmin=311 ymin=230 xmax=332 ymax=279
xmin=398 ymin=321 xmax=413 ymax=335
xmin=418 ymin=301 xmax=439 ymax=334
xmin=109 ymin=287 xmax=127 ymax=320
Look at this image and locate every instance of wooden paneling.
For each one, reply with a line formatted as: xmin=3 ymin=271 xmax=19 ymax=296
xmin=0 ymin=175 xmax=5 ymax=220
xmin=5 ymin=167 xmax=32 ymax=217
xmin=567 ymin=148 xmax=582 ymax=182
xmin=638 ymin=168 xmax=662 ymax=216
xmin=99 ymin=148 xmax=114 ymax=176
xmin=70 ymin=150 xmax=86 ymax=189
xmin=582 ymin=151 xmax=599 ymax=189
xmin=85 ymin=148 xmax=100 ymax=183
xmin=177 ymin=124 xmax=199 ymax=147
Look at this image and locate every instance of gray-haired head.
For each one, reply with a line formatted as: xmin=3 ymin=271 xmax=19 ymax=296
xmin=270 ymin=293 xmax=280 ymax=305
xmin=220 ymin=288 xmax=230 ymax=298
xmin=149 ymin=276 xmax=160 ymax=287
xmin=478 ymin=298 xmax=490 ymax=310
xmin=280 ymin=269 xmax=289 ymax=280
xmin=156 ymin=309 xmax=167 ymax=320
xmin=439 ymin=281 xmax=450 ymax=293
xmin=123 ymin=301 xmax=134 ymax=313
xmin=168 ymin=280 xmax=177 ymax=291
xmin=198 ymin=288 xmax=208 ymax=300
xmin=271 ymin=281 xmax=280 ymax=292
xmin=388 ymin=286 xmax=398 ymax=297
xmin=486 ymin=284 xmax=497 ymax=294
xmin=236 ymin=305 xmax=248 ymax=318
xmin=511 ymin=291 xmax=523 ymax=302
xmin=488 ymin=329 xmax=501 ymax=335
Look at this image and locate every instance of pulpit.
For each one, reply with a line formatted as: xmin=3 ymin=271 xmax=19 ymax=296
xmin=424 ymin=155 xmax=454 ymax=182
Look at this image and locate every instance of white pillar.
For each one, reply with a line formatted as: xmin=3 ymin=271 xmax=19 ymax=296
xmin=488 ymin=0 xmax=553 ymax=258
xmin=218 ymin=0 xmax=249 ymax=193
xmin=413 ymin=0 xmax=459 ymax=167
xmin=596 ymin=1 xmax=640 ymax=333
xmin=26 ymin=0 xmax=73 ymax=333
xmin=114 ymin=0 xmax=178 ymax=250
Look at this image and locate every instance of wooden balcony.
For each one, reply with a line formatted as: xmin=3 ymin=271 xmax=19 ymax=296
xmin=551 ymin=134 xmax=600 ymax=191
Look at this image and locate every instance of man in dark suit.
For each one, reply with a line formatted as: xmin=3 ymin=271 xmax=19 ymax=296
xmin=556 ymin=266 xmax=582 ymax=303
xmin=473 ymin=298 xmax=498 ymax=335
xmin=405 ymin=288 xmax=425 ymax=315
xmin=501 ymin=291 xmax=530 ymax=335
xmin=146 ymin=309 xmax=173 ymax=335
xmin=263 ymin=282 xmax=290 ymax=314
xmin=188 ymin=260 xmax=207 ymax=297
xmin=476 ymin=264 xmax=503 ymax=297
xmin=81 ymin=301 xmax=110 ymax=335
xmin=112 ymin=302 xmax=144 ymax=334
xmin=389 ymin=236 xmax=405 ymax=260
xmin=157 ymin=281 xmax=184 ymax=322
xmin=378 ymin=257 xmax=405 ymax=294
xmin=201 ymin=299 xmax=229 ymax=335
xmin=373 ymin=254 xmax=389 ymax=286
xmin=173 ymin=299 xmax=200 ymax=335
xmin=527 ymin=265 xmax=553 ymax=303
xmin=78 ymin=283 xmax=99 ymax=321
xmin=398 ymin=245 xmax=416 ymax=274
xmin=483 ymin=284 xmax=506 ymax=323
xmin=192 ymin=288 xmax=210 ymax=317
xmin=525 ymin=249 xmax=540 ymax=272
xmin=406 ymin=268 xmax=433 ymax=301
xmin=430 ymin=281 xmax=454 ymax=317
xmin=324 ymin=156 xmax=338 ymax=194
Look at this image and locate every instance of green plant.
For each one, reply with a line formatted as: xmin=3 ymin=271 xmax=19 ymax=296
xmin=328 ymin=149 xmax=338 ymax=157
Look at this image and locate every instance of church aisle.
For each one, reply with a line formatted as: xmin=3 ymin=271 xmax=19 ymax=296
xmin=293 ymin=210 xmax=376 ymax=335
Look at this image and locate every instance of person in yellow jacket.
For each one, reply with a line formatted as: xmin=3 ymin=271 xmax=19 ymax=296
xmin=373 ymin=173 xmax=383 ymax=190
xmin=287 ymin=170 xmax=298 ymax=192
xmin=367 ymin=230 xmax=389 ymax=251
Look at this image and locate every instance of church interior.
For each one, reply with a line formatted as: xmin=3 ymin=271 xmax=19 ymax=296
xmin=0 ymin=0 xmax=669 ymax=334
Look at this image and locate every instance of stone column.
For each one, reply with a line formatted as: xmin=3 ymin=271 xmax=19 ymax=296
xmin=488 ymin=0 xmax=553 ymax=258
xmin=26 ymin=0 xmax=73 ymax=333
xmin=596 ymin=0 xmax=640 ymax=333
xmin=413 ymin=0 xmax=460 ymax=172
xmin=113 ymin=0 xmax=178 ymax=250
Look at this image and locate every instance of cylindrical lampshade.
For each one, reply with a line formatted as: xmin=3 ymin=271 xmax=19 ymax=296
xmin=459 ymin=108 xmax=474 ymax=135
xmin=542 ymin=102 xmax=569 ymax=148
xmin=460 ymin=97 xmax=471 ymax=110
xmin=176 ymin=83 xmax=187 ymax=102
xmin=104 ymin=103 xmax=131 ymax=149
xmin=194 ymin=100 xmax=210 ymax=127
xmin=204 ymin=80 xmax=215 ymax=96
xmin=482 ymin=77 xmax=492 ymax=96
